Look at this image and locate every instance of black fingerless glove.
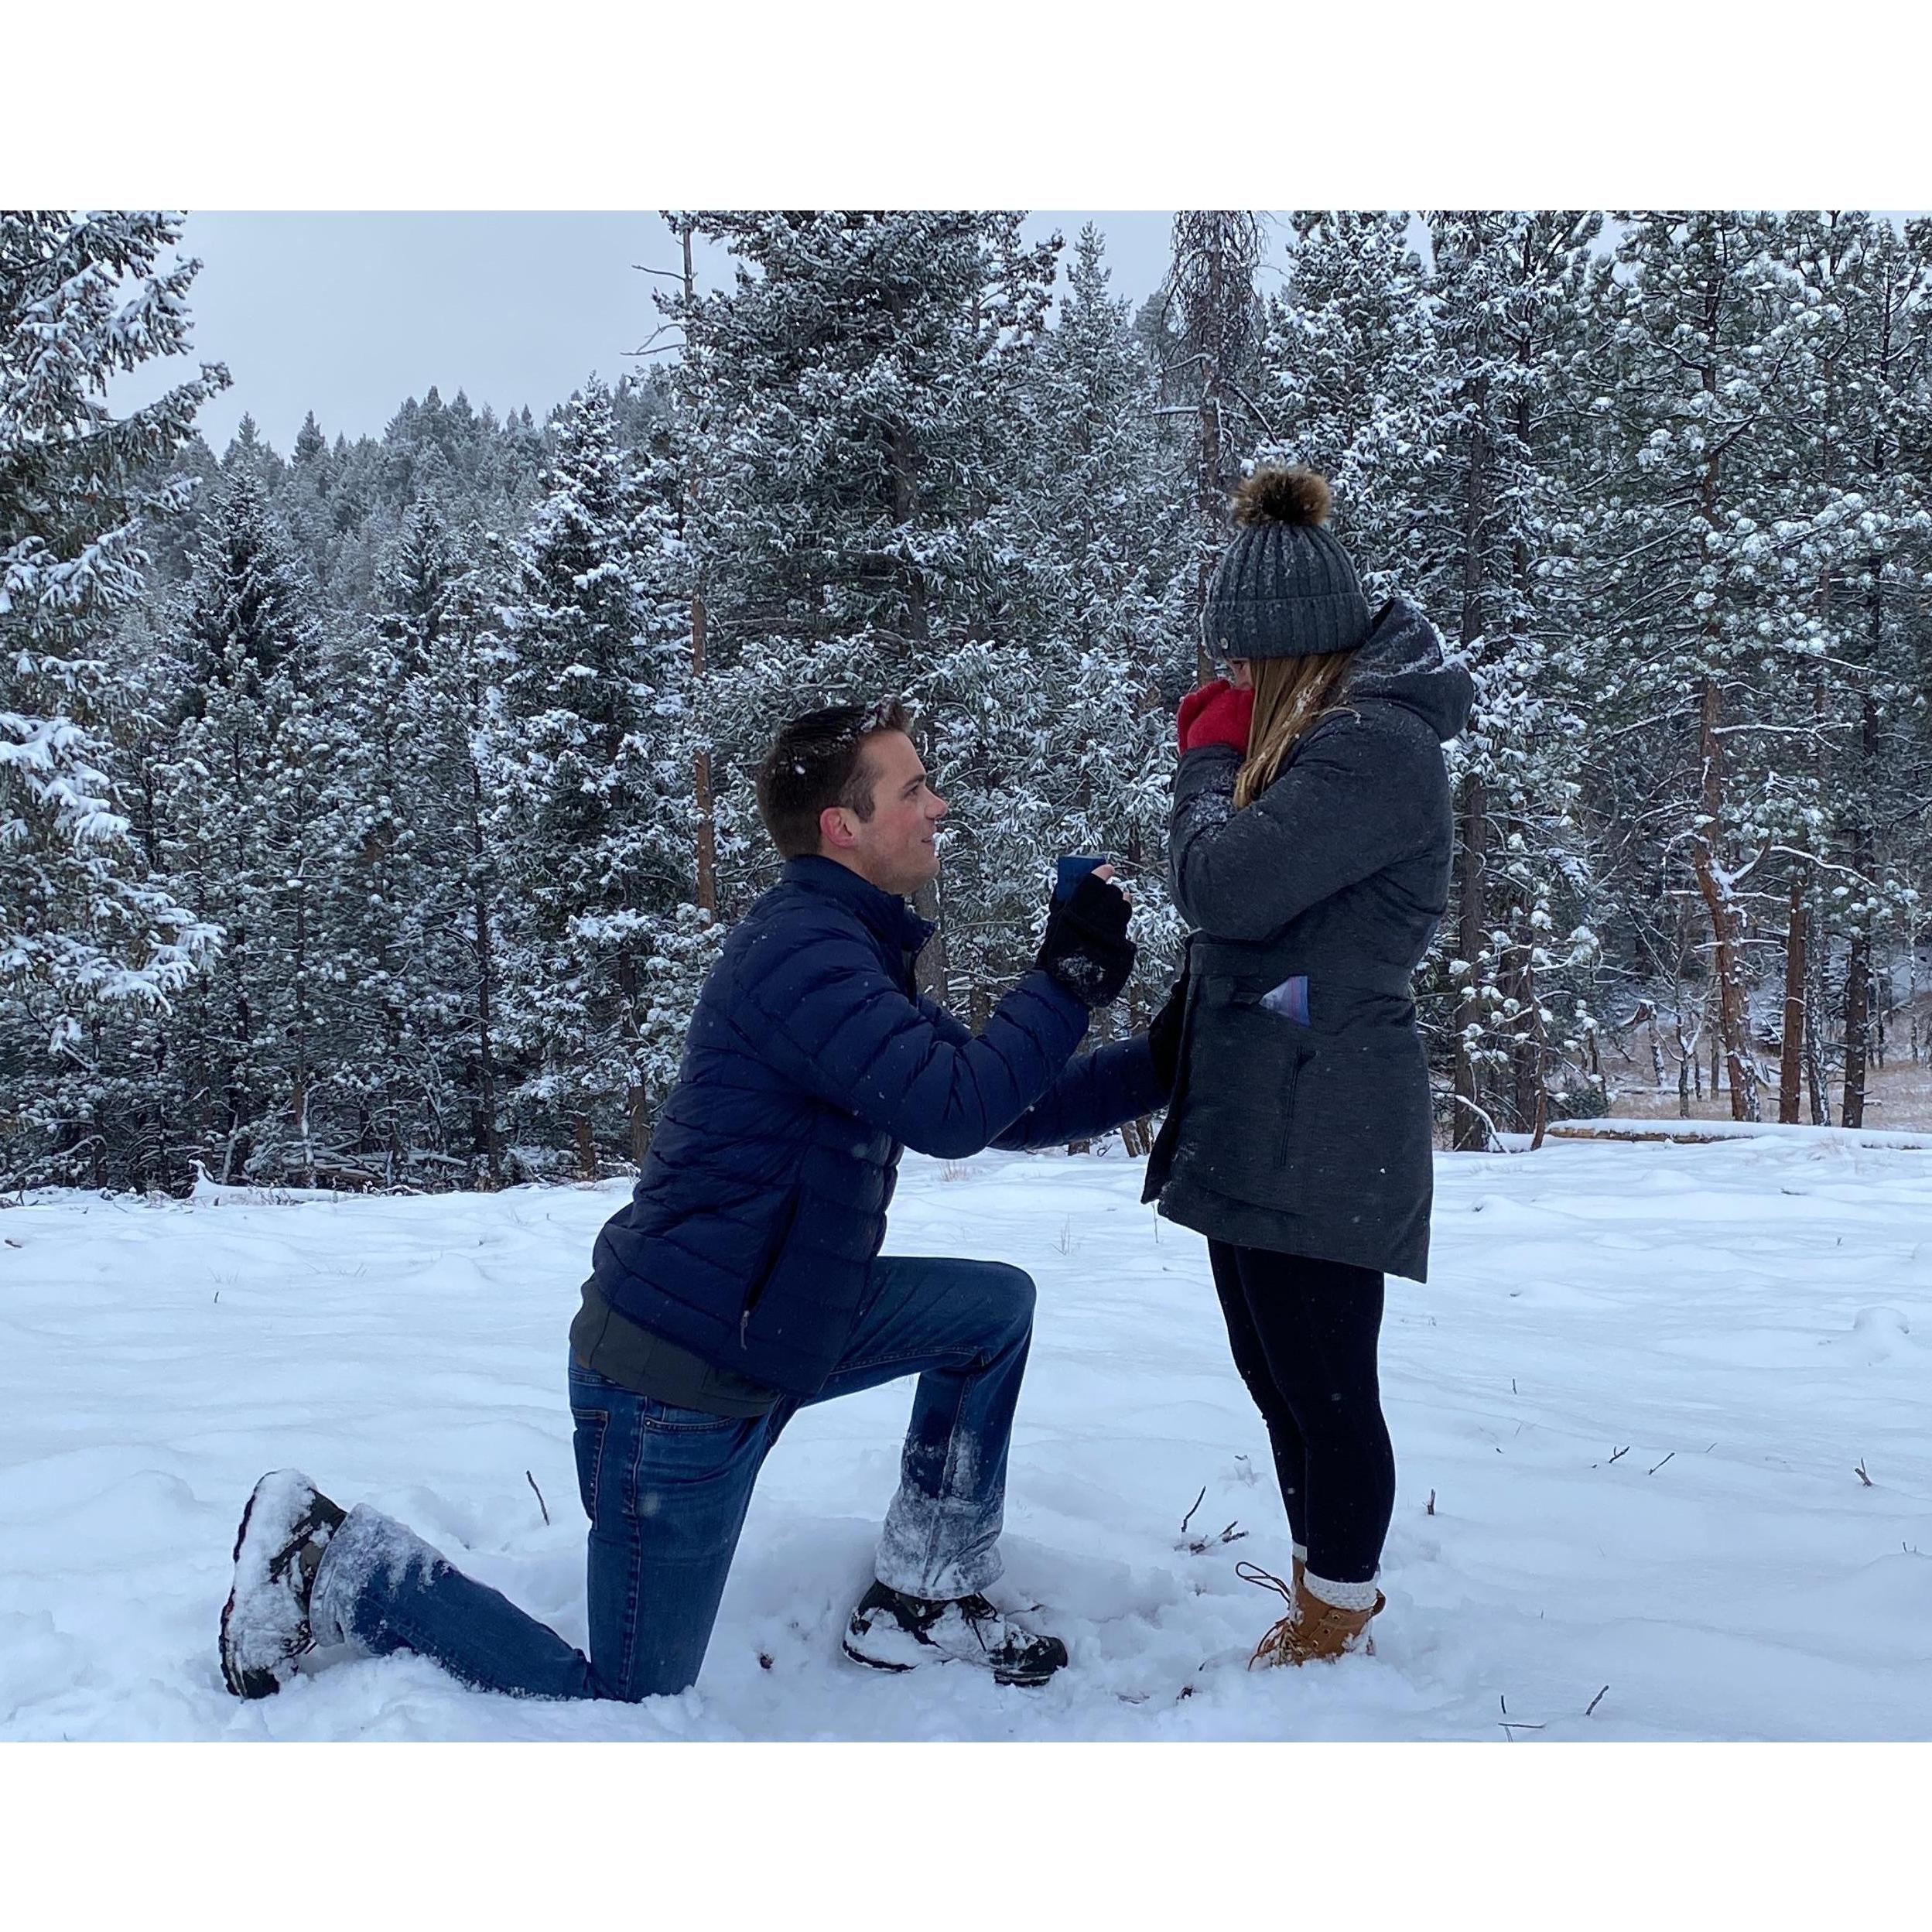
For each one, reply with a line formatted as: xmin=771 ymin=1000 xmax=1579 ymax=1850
xmin=1035 ymin=872 xmax=1136 ymax=1010
xmin=1147 ymin=971 xmax=1187 ymax=1094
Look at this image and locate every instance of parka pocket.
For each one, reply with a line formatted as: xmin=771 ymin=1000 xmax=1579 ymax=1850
xmin=1170 ymin=980 xmax=1317 ymax=1207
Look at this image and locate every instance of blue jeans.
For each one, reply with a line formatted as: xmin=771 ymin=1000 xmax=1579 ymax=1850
xmin=306 ymin=1254 xmax=1036 ymax=1701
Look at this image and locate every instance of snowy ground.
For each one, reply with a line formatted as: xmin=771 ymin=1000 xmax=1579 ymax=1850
xmin=4 ymin=1135 xmax=1930 ymax=1742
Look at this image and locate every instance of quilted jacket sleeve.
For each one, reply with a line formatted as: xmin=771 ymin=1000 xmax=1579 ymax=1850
xmin=734 ymin=917 xmax=1092 ymax=1161
xmin=990 ymin=1036 xmax=1164 ymax=1151
xmin=1168 ymin=716 xmax=1441 ymax=942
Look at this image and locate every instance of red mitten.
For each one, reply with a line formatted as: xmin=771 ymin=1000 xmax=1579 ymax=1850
xmin=1179 ymin=681 xmax=1255 ymax=756
xmin=1176 ymin=679 xmax=1229 ymax=752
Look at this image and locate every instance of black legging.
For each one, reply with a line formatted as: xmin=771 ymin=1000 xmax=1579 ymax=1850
xmin=1207 ymin=1240 xmax=1395 ymax=1585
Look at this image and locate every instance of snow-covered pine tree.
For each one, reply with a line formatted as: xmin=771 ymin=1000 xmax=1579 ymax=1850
xmin=658 ymin=210 xmax=1060 ymax=1014
xmin=162 ymin=466 xmax=331 ymax=1181
xmin=1155 ymin=213 xmax=1269 ymax=679
xmin=1416 ymin=212 xmax=1607 ymax=1146
xmin=998 ymin=225 xmax=1192 ymax=1103
xmin=0 ymin=211 xmax=227 ymax=1186
xmin=1773 ymin=212 xmax=1932 ymax=1125
xmin=1582 ymin=212 xmax=1831 ymax=1123
xmin=316 ymin=495 xmax=470 ymax=1181
xmin=386 ymin=508 xmax=518 ymax=1180
xmin=1262 ymin=211 xmax=1434 ymax=600
xmin=485 ymin=376 xmax=706 ymax=1174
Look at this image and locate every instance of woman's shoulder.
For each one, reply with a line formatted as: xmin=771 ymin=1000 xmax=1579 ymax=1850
xmin=1291 ymin=694 xmax=1447 ymax=769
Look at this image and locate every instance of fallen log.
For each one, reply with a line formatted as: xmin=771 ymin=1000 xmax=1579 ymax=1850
xmin=1544 ymin=1116 xmax=1932 ymax=1151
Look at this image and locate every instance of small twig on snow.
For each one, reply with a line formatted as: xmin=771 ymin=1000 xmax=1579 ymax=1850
xmin=1648 ymin=1452 xmax=1674 ymax=1476
xmin=1585 ymin=1684 xmax=1610 ymax=1718
xmin=1605 ymin=1445 xmax=1630 ymax=1466
xmin=1179 ymin=1485 xmax=1206 ymax=1536
xmin=525 ymin=1469 xmax=550 ymax=1526
xmin=1854 ymin=1458 xmax=1872 ymax=1487
xmin=1426 ymin=1488 xmax=1436 ymax=1517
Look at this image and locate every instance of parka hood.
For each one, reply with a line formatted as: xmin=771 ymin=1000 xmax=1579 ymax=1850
xmin=1345 ymin=597 xmax=1475 ymax=746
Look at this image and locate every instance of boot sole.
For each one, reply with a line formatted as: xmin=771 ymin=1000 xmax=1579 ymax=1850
xmin=218 ymin=1474 xmax=335 ymax=1700
xmin=218 ymin=1482 xmax=277 ymax=1698
xmin=840 ymin=1632 xmax=1058 ymax=1688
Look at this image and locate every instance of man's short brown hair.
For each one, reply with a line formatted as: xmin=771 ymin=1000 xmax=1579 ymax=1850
xmin=755 ymin=699 xmax=915 ymax=861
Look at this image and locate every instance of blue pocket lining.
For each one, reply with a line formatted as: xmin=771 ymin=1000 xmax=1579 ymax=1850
xmin=1260 ymin=973 xmax=1311 ymax=1027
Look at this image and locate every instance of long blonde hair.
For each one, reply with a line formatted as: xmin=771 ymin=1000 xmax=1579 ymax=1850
xmin=1234 ymin=650 xmax=1359 ymax=809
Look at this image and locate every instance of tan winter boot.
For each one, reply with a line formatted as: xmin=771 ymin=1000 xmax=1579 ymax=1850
xmin=1238 ymin=1561 xmax=1383 ymax=1667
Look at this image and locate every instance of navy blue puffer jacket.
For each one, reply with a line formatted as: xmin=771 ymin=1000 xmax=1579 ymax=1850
xmin=590 ymin=856 xmax=1164 ymax=1394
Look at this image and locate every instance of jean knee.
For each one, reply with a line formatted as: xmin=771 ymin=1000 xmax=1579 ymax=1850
xmin=987 ymin=1261 xmax=1036 ymax=1335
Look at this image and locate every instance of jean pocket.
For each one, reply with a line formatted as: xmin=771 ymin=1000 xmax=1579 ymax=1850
xmin=571 ymin=1405 xmax=610 ymax=1521
xmin=638 ymin=1397 xmax=744 ymax=1434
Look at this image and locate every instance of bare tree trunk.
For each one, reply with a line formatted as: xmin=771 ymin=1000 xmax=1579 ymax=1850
xmin=1841 ymin=692 xmax=1881 ymax=1128
xmin=1778 ymin=875 xmax=1807 ymax=1123
xmin=1452 ymin=775 xmax=1489 ymax=1150
xmin=1841 ymin=931 xmax=1872 ymax=1128
xmin=574 ymin=1114 xmax=598 ymax=1182
xmin=1804 ymin=926 xmax=1830 ymax=1124
xmin=1690 ymin=675 xmax=1759 ymax=1120
xmin=627 ymin=1085 xmax=652 ymax=1168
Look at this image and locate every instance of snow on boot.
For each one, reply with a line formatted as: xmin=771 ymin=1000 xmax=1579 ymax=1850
xmin=1239 ymin=1560 xmax=1383 ymax=1667
xmin=219 ymin=1469 xmax=347 ymax=1698
xmin=841 ymin=1581 xmax=1069 ymax=1688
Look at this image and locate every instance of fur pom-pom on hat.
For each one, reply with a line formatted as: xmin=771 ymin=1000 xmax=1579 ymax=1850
xmin=1232 ymin=466 xmax=1332 ymax=529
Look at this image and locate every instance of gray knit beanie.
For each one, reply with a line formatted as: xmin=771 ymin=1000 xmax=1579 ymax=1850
xmin=1202 ymin=467 xmax=1371 ymax=659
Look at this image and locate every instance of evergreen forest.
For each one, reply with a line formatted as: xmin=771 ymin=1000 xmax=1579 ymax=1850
xmin=5 ymin=209 xmax=1930 ymax=1193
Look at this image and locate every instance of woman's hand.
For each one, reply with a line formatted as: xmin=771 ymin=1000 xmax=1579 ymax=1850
xmin=1176 ymin=679 xmax=1228 ymax=752
xmin=1177 ymin=679 xmax=1256 ymax=757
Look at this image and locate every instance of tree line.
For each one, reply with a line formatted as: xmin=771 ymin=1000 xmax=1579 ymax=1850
xmin=4 ymin=209 xmax=1928 ymax=1193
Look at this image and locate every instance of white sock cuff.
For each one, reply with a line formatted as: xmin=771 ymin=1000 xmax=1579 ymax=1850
xmin=1303 ymin=1569 xmax=1380 ymax=1612
xmin=1292 ymin=1543 xmax=1308 ymax=1565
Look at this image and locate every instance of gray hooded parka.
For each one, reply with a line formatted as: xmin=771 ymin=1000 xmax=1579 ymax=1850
xmin=1143 ymin=597 xmax=1474 ymax=1281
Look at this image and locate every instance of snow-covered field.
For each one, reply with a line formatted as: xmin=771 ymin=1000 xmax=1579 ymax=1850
xmin=4 ymin=1134 xmax=1930 ymax=1742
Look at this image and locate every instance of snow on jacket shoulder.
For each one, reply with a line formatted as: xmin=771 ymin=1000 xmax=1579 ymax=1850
xmin=590 ymin=855 xmax=1162 ymax=1394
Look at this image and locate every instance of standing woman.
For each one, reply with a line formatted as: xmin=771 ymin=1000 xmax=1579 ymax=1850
xmin=1144 ymin=466 xmax=1472 ymax=1665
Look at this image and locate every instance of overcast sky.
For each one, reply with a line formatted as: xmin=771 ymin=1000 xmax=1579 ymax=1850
xmin=129 ymin=211 xmax=1294 ymax=453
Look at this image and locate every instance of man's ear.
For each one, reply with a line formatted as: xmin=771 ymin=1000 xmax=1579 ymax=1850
xmin=819 ymin=803 xmax=857 ymax=853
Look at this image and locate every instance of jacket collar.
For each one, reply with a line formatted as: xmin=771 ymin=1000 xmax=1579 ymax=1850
xmin=781 ymin=855 xmax=936 ymax=956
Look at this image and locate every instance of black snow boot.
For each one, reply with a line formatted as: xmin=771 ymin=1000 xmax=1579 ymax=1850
xmin=841 ymin=1581 xmax=1069 ymax=1688
xmin=218 ymin=1469 xmax=347 ymax=1699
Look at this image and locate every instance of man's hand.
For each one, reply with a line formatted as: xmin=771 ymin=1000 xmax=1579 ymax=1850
xmin=1034 ymin=870 xmax=1135 ymax=1010
xmin=1147 ymin=970 xmax=1187 ymax=1095
xmin=1178 ymin=679 xmax=1256 ymax=757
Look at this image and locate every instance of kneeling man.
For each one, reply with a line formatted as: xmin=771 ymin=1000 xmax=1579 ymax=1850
xmin=220 ymin=700 xmax=1164 ymax=1701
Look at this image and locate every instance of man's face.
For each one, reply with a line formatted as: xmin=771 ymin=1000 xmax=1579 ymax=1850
xmin=822 ymin=730 xmax=947 ymax=896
